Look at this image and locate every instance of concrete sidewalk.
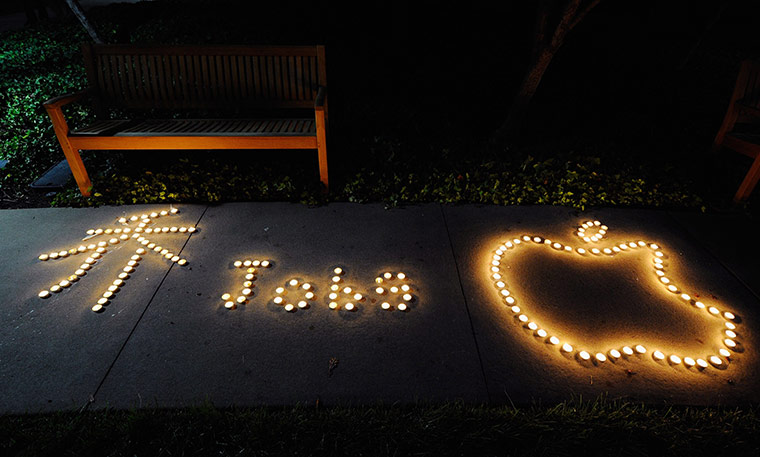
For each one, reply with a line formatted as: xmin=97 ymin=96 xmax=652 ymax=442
xmin=0 ymin=203 xmax=758 ymax=414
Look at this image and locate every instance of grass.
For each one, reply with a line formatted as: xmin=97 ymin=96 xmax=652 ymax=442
xmin=2 ymin=397 xmax=758 ymax=456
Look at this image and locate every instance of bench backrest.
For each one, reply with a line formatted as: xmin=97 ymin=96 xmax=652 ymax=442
xmin=82 ymin=44 xmax=326 ymax=111
xmin=731 ymin=60 xmax=760 ymax=115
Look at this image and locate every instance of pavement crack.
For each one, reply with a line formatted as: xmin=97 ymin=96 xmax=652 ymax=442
xmin=438 ymin=204 xmax=491 ymax=402
xmin=85 ymin=205 xmax=210 ymax=412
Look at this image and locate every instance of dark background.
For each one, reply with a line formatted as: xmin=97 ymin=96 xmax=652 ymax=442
xmin=3 ymin=0 xmax=760 ymax=208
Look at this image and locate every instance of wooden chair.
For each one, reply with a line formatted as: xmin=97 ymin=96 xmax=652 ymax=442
xmin=43 ymin=44 xmax=328 ymax=196
xmin=712 ymin=59 xmax=760 ymax=202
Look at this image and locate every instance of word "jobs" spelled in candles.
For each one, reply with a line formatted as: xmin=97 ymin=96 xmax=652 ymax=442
xmin=222 ymin=262 xmax=414 ymax=312
xmin=34 ymin=207 xmax=416 ymax=314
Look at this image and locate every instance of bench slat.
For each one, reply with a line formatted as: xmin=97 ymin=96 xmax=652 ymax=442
xmin=71 ymin=118 xmax=316 ymax=137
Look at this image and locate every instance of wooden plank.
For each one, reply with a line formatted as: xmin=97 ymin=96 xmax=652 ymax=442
xmin=155 ymin=55 xmax=169 ymax=106
xmin=176 ymin=54 xmax=189 ymax=108
xmin=81 ymin=44 xmax=99 ymax=90
xmin=214 ymin=55 xmax=226 ymax=101
xmin=138 ymin=54 xmax=153 ymax=102
xmin=70 ymin=135 xmax=317 ymax=150
xmin=109 ymin=54 xmax=123 ymax=102
xmin=90 ymin=44 xmax=320 ymax=56
xmin=286 ymin=56 xmax=296 ymax=100
xmin=191 ymin=55 xmax=203 ymax=107
xmin=283 ymin=56 xmax=291 ymax=100
xmin=130 ymin=54 xmax=143 ymax=105
xmin=315 ymin=107 xmax=328 ymax=189
xmin=294 ymin=56 xmax=303 ymax=100
xmin=199 ymin=54 xmax=211 ymax=103
xmin=230 ymin=55 xmax=241 ymax=100
xmin=97 ymin=55 xmax=113 ymax=101
xmin=253 ymin=56 xmax=264 ymax=99
xmin=222 ymin=55 xmax=234 ymax=101
xmin=317 ymin=45 xmax=327 ymax=88
xmin=116 ymin=55 xmax=128 ymax=102
xmin=241 ymin=55 xmax=251 ymax=100
xmin=166 ymin=55 xmax=178 ymax=108
xmin=209 ymin=55 xmax=220 ymax=102
xmin=734 ymin=152 xmax=760 ymax=202
xmin=45 ymin=105 xmax=93 ymax=196
xmin=272 ymin=55 xmax=282 ymax=100
xmin=123 ymin=54 xmax=137 ymax=102
xmin=308 ymin=55 xmax=317 ymax=100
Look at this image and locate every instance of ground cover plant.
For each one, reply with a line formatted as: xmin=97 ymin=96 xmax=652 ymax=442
xmin=0 ymin=0 xmax=757 ymax=212
xmin=1 ymin=397 xmax=758 ymax=457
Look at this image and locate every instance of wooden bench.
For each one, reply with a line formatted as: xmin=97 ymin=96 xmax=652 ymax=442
xmin=43 ymin=44 xmax=328 ymax=196
xmin=712 ymin=59 xmax=760 ymax=202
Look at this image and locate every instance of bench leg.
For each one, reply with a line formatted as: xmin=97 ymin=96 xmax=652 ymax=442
xmin=315 ymin=111 xmax=329 ymax=191
xmin=734 ymin=153 xmax=760 ymax=203
xmin=46 ymin=106 xmax=92 ymax=197
xmin=63 ymin=145 xmax=92 ymax=197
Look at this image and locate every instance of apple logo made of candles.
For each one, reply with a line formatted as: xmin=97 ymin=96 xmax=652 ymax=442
xmin=490 ymin=220 xmax=741 ymax=371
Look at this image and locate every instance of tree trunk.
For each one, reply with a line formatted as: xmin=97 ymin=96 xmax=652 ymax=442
xmin=495 ymin=47 xmax=556 ymax=140
xmin=64 ymin=0 xmax=102 ymax=43
xmin=493 ymin=0 xmax=603 ymax=142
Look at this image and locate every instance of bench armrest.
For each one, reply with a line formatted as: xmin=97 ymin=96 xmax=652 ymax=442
xmin=315 ymin=85 xmax=327 ymax=111
xmin=42 ymin=89 xmax=90 ymax=109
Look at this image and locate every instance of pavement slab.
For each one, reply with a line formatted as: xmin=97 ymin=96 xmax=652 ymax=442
xmin=92 ymin=203 xmax=487 ymax=408
xmin=667 ymin=210 xmax=760 ymax=300
xmin=2 ymin=203 xmax=758 ymax=412
xmin=442 ymin=205 xmax=760 ymax=406
xmin=0 ymin=205 xmax=205 ymax=413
